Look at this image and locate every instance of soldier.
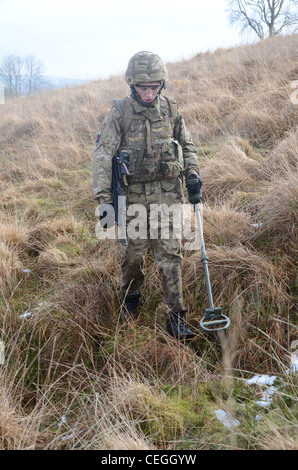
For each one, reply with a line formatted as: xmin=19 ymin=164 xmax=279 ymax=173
xmin=93 ymin=51 xmax=202 ymax=339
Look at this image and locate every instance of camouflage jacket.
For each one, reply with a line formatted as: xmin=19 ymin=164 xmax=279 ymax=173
xmin=93 ymin=94 xmax=199 ymax=203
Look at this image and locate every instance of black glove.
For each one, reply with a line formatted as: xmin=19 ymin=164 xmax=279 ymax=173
xmin=186 ymin=174 xmax=202 ymax=205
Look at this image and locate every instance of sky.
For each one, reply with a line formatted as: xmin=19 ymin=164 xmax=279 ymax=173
xmin=0 ymin=0 xmax=244 ymax=80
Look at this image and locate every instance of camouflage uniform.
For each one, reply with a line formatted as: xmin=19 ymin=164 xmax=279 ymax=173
xmin=93 ymin=51 xmax=200 ymax=334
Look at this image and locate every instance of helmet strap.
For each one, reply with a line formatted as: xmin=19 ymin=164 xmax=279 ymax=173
xmin=131 ymin=82 xmax=164 ymax=108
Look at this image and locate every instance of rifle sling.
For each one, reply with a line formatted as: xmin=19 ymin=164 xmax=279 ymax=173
xmin=128 ymin=119 xmax=149 ymax=188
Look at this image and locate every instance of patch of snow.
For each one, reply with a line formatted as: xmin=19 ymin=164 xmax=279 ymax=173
xmin=255 ymin=386 xmax=277 ymax=407
xmin=246 ymin=374 xmax=277 ymax=386
xmin=290 ymin=353 xmax=298 ymax=372
xmin=20 ymin=312 xmax=32 ymax=318
xmin=215 ymin=409 xmax=240 ymax=428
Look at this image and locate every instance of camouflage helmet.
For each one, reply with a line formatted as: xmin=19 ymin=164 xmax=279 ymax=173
xmin=125 ymin=51 xmax=168 ymax=86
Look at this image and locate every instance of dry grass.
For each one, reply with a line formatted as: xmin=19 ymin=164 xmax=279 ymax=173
xmin=167 ymin=35 xmax=298 ymax=147
xmin=0 ymin=34 xmax=297 ymax=450
xmin=256 ymin=171 xmax=298 ymax=243
xmin=0 ymin=377 xmax=46 ymax=450
xmin=263 ymin=130 xmax=298 ymax=177
xmin=200 ymin=140 xmax=262 ymax=203
xmin=201 ymin=204 xmax=253 ymax=247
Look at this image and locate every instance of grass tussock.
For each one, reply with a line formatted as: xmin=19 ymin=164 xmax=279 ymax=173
xmin=0 ymin=34 xmax=297 ymax=450
xmin=264 ymin=130 xmax=298 ymax=177
xmin=200 ymin=140 xmax=262 ymax=203
xmin=256 ymin=171 xmax=298 ymax=244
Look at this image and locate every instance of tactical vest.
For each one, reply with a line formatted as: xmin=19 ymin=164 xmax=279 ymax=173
xmin=112 ymin=95 xmax=183 ymax=183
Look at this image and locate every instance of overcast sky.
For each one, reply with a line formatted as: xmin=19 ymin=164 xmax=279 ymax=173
xmin=0 ymin=0 xmax=244 ymax=80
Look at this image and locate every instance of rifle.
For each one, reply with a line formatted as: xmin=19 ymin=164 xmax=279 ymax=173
xmin=111 ymin=151 xmax=130 ymax=246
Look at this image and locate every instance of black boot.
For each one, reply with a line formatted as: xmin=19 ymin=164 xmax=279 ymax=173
xmin=121 ymin=294 xmax=141 ymax=322
xmin=166 ymin=311 xmax=195 ymax=340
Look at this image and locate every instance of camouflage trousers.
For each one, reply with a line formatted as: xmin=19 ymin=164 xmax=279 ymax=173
xmin=120 ymin=178 xmax=186 ymax=313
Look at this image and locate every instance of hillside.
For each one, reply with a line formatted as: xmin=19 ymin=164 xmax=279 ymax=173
xmin=0 ymin=34 xmax=297 ymax=450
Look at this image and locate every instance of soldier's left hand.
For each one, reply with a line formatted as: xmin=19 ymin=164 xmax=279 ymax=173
xmin=186 ymin=174 xmax=202 ymax=204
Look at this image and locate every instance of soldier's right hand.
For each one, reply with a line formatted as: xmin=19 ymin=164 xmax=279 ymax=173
xmin=96 ymin=202 xmax=115 ymax=229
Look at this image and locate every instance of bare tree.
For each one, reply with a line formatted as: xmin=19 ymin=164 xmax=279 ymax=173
xmin=24 ymin=55 xmax=45 ymax=95
xmin=0 ymin=54 xmax=45 ymax=97
xmin=227 ymin=0 xmax=298 ymax=40
xmin=0 ymin=54 xmax=24 ymax=97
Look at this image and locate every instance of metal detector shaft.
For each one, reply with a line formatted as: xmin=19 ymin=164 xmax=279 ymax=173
xmin=195 ymin=204 xmax=214 ymax=309
xmin=195 ymin=204 xmax=230 ymax=332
